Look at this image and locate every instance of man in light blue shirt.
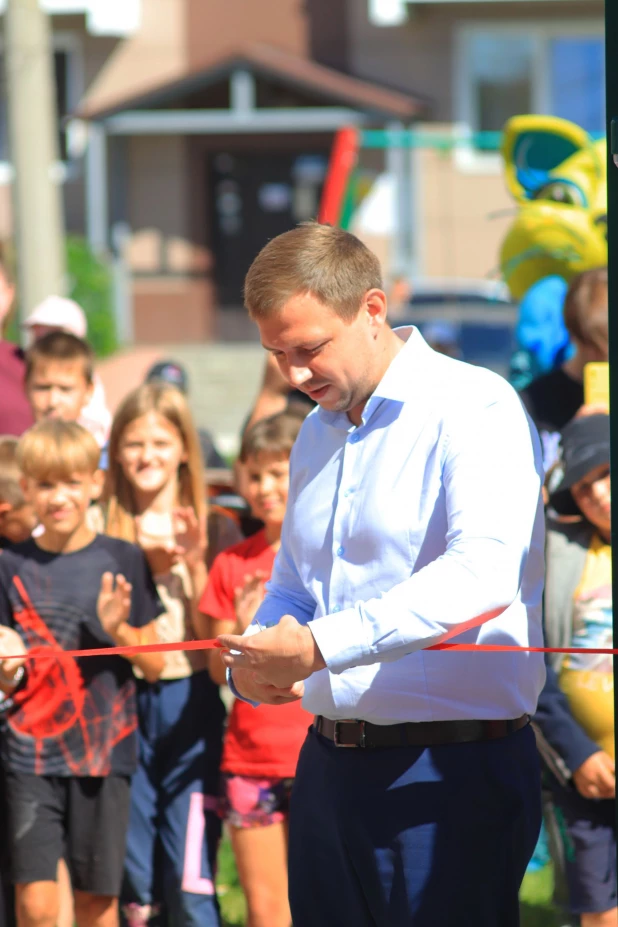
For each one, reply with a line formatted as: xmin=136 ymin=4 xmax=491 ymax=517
xmin=220 ymin=223 xmax=545 ymax=927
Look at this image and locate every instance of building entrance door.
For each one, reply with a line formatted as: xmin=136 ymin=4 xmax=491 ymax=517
xmin=210 ymin=149 xmax=328 ymax=307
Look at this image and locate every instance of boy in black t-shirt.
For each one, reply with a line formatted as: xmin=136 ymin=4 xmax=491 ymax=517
xmin=0 ymin=421 xmax=164 ymax=927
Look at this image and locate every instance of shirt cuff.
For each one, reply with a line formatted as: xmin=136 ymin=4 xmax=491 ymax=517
xmin=226 ymin=667 xmax=259 ymax=707
xmin=308 ymin=607 xmax=370 ymax=675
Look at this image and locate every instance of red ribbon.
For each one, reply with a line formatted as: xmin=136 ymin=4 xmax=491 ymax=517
xmin=2 ymin=640 xmax=618 ymax=662
xmin=2 ymin=639 xmax=224 ymax=662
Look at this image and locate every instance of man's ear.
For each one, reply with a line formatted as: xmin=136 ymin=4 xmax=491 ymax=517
xmin=364 ymin=288 xmax=388 ymax=331
xmin=501 ymin=115 xmax=591 ymax=202
xmin=0 ymin=502 xmax=11 ymax=517
xmin=91 ymin=469 xmax=105 ymax=501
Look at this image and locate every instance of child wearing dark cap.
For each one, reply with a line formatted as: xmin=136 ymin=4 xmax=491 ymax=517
xmin=534 ymin=412 xmax=615 ymax=927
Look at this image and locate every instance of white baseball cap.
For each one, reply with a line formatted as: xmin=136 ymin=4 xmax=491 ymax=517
xmin=23 ymin=296 xmax=87 ymax=339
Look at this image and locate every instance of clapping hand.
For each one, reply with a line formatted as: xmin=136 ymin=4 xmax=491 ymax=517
xmin=0 ymin=627 xmax=27 ymax=679
xmin=137 ymin=515 xmax=181 ymax=575
xmin=173 ymin=507 xmax=206 ymax=573
xmin=97 ymin=572 xmax=132 ymax=638
xmin=234 ymin=571 xmax=267 ymax=632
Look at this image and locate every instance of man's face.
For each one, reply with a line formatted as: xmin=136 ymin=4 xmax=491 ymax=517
xmin=257 ymin=291 xmax=387 ymax=422
xmin=26 ymin=359 xmax=93 ymax=423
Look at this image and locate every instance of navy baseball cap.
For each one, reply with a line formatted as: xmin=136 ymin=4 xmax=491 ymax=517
xmin=145 ymin=360 xmax=188 ymax=394
xmin=548 ymin=413 xmax=610 ymax=515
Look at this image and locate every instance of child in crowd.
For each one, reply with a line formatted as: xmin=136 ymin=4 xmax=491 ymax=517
xmin=104 ymin=383 xmax=225 ymax=927
xmin=200 ymin=411 xmax=312 ymax=927
xmin=24 ymin=330 xmax=110 ymax=474
xmin=0 ymin=420 xmax=164 ymax=927
xmin=519 ymin=268 xmax=608 ymax=471
xmin=534 ymin=412 xmax=615 ymax=927
xmin=24 ymin=331 xmax=94 ymax=427
xmin=0 ymin=438 xmax=37 ymax=546
xmin=23 ymin=296 xmax=112 ymax=449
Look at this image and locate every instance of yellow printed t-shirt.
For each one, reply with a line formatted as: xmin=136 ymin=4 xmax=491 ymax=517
xmin=559 ymin=535 xmax=614 ymax=759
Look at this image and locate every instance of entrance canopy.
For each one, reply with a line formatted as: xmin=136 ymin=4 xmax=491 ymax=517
xmin=80 ymin=43 xmax=425 ymax=263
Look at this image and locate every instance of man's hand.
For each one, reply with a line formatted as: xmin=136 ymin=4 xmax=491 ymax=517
xmin=229 ymin=665 xmax=305 ymax=705
xmin=573 ymin=750 xmax=615 ymax=800
xmin=0 ymin=627 xmax=27 ymax=679
xmin=218 ymin=614 xmax=326 ymax=688
xmin=98 ymin=572 xmax=132 ymax=638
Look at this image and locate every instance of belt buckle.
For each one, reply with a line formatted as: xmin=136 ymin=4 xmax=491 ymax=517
xmin=333 ymin=719 xmax=366 ymax=748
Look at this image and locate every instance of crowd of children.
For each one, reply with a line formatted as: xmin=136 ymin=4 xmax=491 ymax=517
xmin=0 ymin=252 xmax=614 ymax=927
xmin=0 ymin=262 xmax=312 ymax=927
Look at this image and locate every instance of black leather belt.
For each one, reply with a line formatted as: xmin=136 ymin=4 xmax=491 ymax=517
xmin=314 ymin=714 xmax=529 ymax=748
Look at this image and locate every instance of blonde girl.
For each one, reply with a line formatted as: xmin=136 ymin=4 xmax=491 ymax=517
xmin=105 ymin=383 xmax=225 ymax=927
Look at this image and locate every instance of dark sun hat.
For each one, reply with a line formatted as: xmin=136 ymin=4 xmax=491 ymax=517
xmin=548 ymin=413 xmax=610 ymax=516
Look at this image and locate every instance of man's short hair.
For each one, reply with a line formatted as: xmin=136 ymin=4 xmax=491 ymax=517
xmin=17 ymin=421 xmax=100 ymax=482
xmin=563 ymin=268 xmax=608 ymax=355
xmin=239 ymin=409 xmax=306 ymax=464
xmin=25 ymin=330 xmax=94 ymax=384
xmin=0 ymin=436 xmax=24 ymax=508
xmin=244 ymin=222 xmax=382 ymax=321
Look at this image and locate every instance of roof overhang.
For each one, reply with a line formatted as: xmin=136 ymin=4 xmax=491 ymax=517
xmin=78 ymin=43 xmax=425 ymax=123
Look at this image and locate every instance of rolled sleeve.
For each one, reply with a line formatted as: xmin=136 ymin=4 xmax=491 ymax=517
xmin=309 ymin=387 xmax=544 ymax=674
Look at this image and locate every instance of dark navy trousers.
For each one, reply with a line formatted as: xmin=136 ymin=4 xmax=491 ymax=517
xmin=122 ymin=672 xmax=225 ymax=927
xmin=289 ymin=722 xmax=541 ymax=927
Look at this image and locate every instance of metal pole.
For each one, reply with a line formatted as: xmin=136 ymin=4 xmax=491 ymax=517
xmin=4 ymin=0 xmax=67 ymax=319
xmin=605 ymin=0 xmax=618 ymax=852
xmin=86 ymin=122 xmax=109 ymax=256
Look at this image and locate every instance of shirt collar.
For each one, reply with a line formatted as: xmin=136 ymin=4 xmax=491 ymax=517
xmin=318 ymin=326 xmax=430 ymax=429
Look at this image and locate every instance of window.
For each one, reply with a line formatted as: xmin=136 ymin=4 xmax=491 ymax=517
xmin=466 ymin=35 xmax=533 ymax=133
xmin=458 ymin=25 xmax=605 ymax=136
xmin=0 ymin=36 xmax=82 ymax=163
xmin=549 ymin=37 xmax=605 ymax=135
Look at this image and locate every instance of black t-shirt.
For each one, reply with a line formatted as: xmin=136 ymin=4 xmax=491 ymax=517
xmin=0 ymin=535 xmax=162 ymax=777
xmin=519 ymin=368 xmax=584 ymax=469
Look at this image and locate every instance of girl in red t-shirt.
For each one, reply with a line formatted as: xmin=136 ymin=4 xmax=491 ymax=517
xmin=199 ymin=410 xmax=311 ymax=927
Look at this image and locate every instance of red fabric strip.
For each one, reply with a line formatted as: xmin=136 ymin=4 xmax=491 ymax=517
xmin=2 ymin=640 xmax=618 ymax=662
xmin=4 ymin=638 xmax=224 ymax=662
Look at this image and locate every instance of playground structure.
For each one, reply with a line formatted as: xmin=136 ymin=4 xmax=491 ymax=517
xmin=319 ymin=123 xmax=606 ymax=292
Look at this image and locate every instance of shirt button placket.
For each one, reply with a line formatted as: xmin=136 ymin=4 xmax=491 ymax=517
xmin=331 ymin=430 xmax=358 ymax=614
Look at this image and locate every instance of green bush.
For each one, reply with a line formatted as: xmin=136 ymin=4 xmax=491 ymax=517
xmin=66 ymin=235 xmax=117 ymax=358
xmin=3 ymin=237 xmax=117 ymax=359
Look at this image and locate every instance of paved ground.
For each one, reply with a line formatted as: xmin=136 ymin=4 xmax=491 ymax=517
xmin=97 ymin=343 xmax=267 ymax=456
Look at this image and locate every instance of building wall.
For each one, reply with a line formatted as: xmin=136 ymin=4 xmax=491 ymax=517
xmin=125 ymin=134 xmax=214 ymax=342
xmin=346 ymin=0 xmax=604 ymax=121
xmin=351 ymin=124 xmax=518 ymax=284
xmin=416 ymin=146 xmax=512 ymax=280
xmin=76 ymin=0 xmax=189 ymax=116
xmin=185 ymin=0 xmax=308 ymax=70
